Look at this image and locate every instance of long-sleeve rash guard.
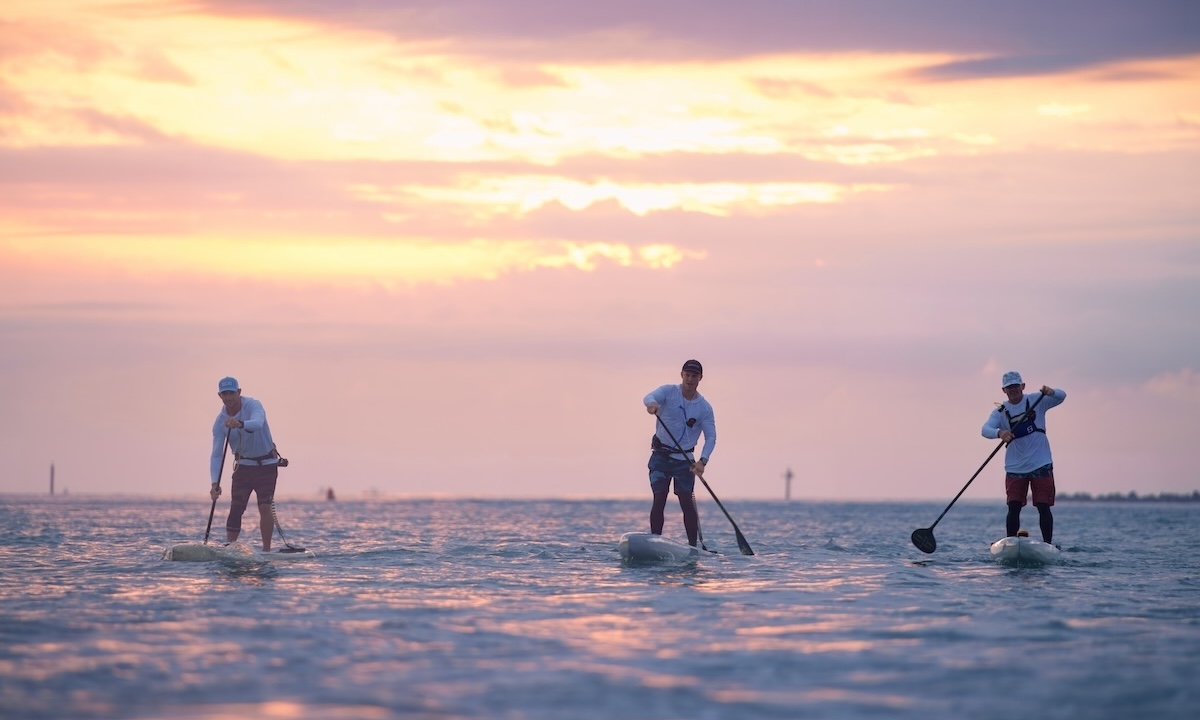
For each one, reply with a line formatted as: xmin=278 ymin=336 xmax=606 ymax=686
xmin=210 ymin=396 xmax=278 ymax=484
xmin=644 ymin=384 xmax=716 ymax=463
xmin=981 ymin=389 xmax=1066 ymax=474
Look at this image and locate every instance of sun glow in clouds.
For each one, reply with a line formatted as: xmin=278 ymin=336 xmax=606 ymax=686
xmin=4 ymin=3 xmax=1198 ymax=164
xmin=0 ymin=236 xmax=696 ymax=287
xmin=3 ymin=0 xmax=1199 ymax=293
xmin=1038 ymin=103 xmax=1092 ymax=117
xmin=353 ymin=179 xmax=892 ymax=218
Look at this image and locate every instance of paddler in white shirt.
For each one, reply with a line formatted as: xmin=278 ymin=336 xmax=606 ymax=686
xmin=643 ymin=359 xmax=717 ymax=547
xmin=209 ymin=376 xmax=283 ymax=551
xmin=982 ymin=371 xmax=1067 ymax=544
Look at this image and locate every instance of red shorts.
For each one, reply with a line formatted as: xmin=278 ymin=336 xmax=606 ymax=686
xmin=1005 ymin=472 xmax=1055 ymax=506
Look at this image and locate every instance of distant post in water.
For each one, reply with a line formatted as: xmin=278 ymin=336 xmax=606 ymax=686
xmin=50 ymin=463 xmax=55 ymax=495
xmin=784 ymin=467 xmax=793 ymax=501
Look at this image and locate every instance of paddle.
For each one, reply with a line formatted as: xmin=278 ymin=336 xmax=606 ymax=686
xmin=204 ymin=429 xmax=230 ymax=545
xmin=655 ymin=415 xmax=755 ymax=555
xmin=911 ymin=391 xmax=1049 ymax=553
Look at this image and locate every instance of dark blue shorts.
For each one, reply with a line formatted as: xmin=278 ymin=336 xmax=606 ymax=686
xmin=648 ymin=453 xmax=695 ymax=495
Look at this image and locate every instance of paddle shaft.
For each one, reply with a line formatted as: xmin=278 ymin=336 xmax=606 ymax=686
xmin=921 ymin=391 xmax=1050 ymax=532
xmin=923 ymin=440 xmax=1003 ymax=533
xmin=655 ymin=415 xmax=755 ymax=555
xmin=204 ymin=429 xmax=230 ymax=544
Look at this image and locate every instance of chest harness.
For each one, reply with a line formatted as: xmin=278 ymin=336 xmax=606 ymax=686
xmin=1004 ymin=398 xmax=1044 ymax=440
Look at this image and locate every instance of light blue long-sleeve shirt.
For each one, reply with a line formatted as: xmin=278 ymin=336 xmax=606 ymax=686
xmin=644 ymin=384 xmax=716 ymax=463
xmin=981 ymin=389 xmax=1066 ymax=473
xmin=210 ymin=396 xmax=277 ymax=484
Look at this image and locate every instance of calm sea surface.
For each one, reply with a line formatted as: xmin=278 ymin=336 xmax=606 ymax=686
xmin=1 ymin=496 xmax=1198 ymax=720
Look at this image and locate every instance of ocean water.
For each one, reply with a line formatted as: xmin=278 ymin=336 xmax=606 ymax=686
xmin=1 ymin=496 xmax=1198 ymax=720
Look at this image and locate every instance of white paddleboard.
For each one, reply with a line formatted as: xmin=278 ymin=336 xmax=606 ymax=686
xmin=989 ymin=536 xmax=1061 ymax=566
xmin=618 ymin=532 xmax=702 ymax=563
xmin=163 ymin=541 xmax=315 ymax=562
xmin=254 ymin=545 xmax=316 ymax=560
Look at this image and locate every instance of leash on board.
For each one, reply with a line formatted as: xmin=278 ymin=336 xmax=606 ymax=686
xmin=269 ymin=499 xmax=306 ymax=553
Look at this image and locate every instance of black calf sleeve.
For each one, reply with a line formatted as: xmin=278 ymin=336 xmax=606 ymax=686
xmin=1006 ymin=502 xmax=1023 ymax=537
xmin=1035 ymin=503 xmax=1054 ymax=544
xmin=678 ymin=493 xmax=698 ymax=547
xmin=650 ymin=492 xmax=668 ymax=534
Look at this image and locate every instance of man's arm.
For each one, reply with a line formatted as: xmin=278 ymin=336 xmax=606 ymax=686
xmin=239 ymin=398 xmax=266 ymax=432
xmin=698 ymin=405 xmax=716 ymax=465
xmin=981 ymin=408 xmax=1005 ymax=440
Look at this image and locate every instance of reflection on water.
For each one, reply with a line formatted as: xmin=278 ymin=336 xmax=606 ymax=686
xmin=1 ymin=497 xmax=1198 ymax=720
xmin=216 ymin=560 xmax=281 ymax=582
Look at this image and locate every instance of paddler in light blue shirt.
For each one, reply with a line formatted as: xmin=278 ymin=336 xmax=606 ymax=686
xmin=982 ymin=371 xmax=1067 ymax=544
xmin=209 ymin=376 xmax=283 ymax=551
xmin=644 ymin=359 xmax=717 ymax=547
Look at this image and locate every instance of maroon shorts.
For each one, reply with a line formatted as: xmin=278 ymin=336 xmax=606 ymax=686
xmin=1005 ymin=472 xmax=1055 ymax=506
xmin=226 ymin=463 xmax=279 ymax=531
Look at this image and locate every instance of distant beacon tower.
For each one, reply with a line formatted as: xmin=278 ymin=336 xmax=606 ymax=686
xmin=50 ymin=463 xmax=55 ymax=495
xmin=784 ymin=467 xmax=793 ymax=501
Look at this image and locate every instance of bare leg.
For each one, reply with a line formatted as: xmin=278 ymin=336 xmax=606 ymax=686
xmin=258 ymin=501 xmax=274 ymax=551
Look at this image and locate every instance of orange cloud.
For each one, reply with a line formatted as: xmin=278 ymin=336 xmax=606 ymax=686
xmin=0 ymin=235 xmax=702 ymax=288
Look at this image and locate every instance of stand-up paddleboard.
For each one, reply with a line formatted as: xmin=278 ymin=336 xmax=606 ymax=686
xmin=618 ymin=532 xmax=702 ymax=563
xmin=163 ymin=541 xmax=315 ymax=562
xmin=989 ymin=535 xmax=1060 ymax=566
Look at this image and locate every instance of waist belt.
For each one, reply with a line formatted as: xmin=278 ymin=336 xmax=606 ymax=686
xmin=651 ymin=434 xmax=694 ymax=456
xmin=236 ymin=450 xmax=279 ymax=466
xmin=655 ymin=448 xmax=694 ymax=457
xmin=1008 ymin=464 xmax=1053 ymax=479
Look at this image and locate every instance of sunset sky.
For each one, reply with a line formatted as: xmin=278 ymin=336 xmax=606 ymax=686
xmin=2 ymin=0 xmax=1198 ymax=503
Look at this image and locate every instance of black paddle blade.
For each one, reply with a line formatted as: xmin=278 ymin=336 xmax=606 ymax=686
xmin=735 ymin=531 xmax=755 ymax=556
xmin=911 ymin=528 xmax=937 ymax=554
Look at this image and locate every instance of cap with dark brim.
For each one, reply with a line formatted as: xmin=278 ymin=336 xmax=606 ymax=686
xmin=682 ymin=359 xmax=703 ymax=373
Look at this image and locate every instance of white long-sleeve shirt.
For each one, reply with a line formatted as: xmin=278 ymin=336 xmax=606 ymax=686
xmin=644 ymin=384 xmax=716 ymax=463
xmin=210 ymin=396 xmax=277 ymax=484
xmin=981 ymin=389 xmax=1066 ymax=474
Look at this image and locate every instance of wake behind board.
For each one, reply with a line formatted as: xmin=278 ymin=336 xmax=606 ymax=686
xmin=618 ymin=532 xmax=702 ymax=563
xmin=989 ymin=536 xmax=1061 ymax=566
xmin=163 ymin=541 xmax=315 ymax=562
